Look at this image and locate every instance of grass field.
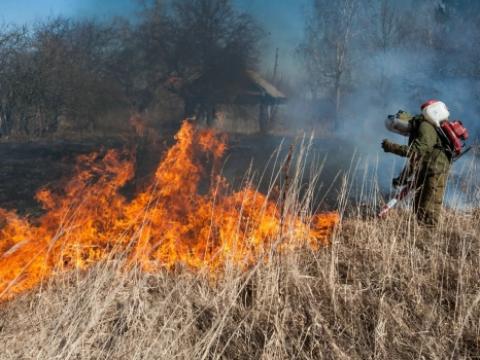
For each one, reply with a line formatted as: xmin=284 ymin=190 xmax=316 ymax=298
xmin=0 ymin=128 xmax=479 ymax=359
xmin=1 ymin=207 xmax=479 ymax=359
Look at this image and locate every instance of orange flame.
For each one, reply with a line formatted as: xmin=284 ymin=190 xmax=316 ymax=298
xmin=0 ymin=121 xmax=339 ymax=301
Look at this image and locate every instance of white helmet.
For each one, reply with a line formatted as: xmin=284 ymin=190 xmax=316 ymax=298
xmin=421 ymin=99 xmax=450 ymax=127
xmin=385 ymin=111 xmax=412 ymax=136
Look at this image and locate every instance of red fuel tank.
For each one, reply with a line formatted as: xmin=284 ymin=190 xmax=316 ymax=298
xmin=440 ymin=121 xmax=465 ymax=155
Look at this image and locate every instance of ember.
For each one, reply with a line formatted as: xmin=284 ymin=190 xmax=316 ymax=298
xmin=0 ymin=121 xmax=339 ymax=301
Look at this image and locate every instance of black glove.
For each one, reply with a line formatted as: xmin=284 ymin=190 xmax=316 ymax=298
xmin=381 ymin=139 xmax=395 ymax=153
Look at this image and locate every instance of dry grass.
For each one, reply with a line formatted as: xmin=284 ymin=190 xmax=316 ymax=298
xmin=1 ymin=140 xmax=479 ymax=360
xmin=1 ymin=208 xmax=479 ymax=359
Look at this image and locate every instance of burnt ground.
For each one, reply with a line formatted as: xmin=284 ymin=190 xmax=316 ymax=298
xmin=0 ymin=139 xmax=125 ymax=215
xmin=221 ymin=134 xmax=357 ymax=209
xmin=0 ymin=134 xmax=357 ymax=216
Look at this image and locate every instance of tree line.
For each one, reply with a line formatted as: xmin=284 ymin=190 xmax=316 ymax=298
xmin=298 ymin=0 xmax=480 ymax=131
xmin=0 ymin=0 xmax=261 ymax=136
xmin=1 ymin=0 xmax=480 ymax=137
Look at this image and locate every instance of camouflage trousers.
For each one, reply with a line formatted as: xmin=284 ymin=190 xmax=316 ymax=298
xmin=413 ymin=171 xmax=448 ymax=226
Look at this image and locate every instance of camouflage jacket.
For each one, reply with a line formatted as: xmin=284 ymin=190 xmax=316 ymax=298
xmin=388 ymin=115 xmax=451 ymax=175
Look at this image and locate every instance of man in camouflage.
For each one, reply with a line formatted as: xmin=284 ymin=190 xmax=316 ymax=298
xmin=382 ymin=113 xmax=452 ymax=226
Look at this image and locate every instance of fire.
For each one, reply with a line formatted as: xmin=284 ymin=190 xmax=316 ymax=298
xmin=0 ymin=121 xmax=339 ymax=301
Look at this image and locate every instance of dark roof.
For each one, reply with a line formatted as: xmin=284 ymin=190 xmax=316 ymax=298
xmin=245 ymin=71 xmax=286 ymax=100
xmin=184 ymin=69 xmax=287 ymax=104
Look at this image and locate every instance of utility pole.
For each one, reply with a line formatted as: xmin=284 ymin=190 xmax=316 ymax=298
xmin=272 ymin=47 xmax=279 ymax=83
xmin=268 ymin=48 xmax=280 ymax=130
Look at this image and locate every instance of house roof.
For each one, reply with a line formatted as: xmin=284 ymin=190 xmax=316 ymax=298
xmin=246 ymin=70 xmax=286 ymax=100
xmin=183 ymin=69 xmax=287 ymax=104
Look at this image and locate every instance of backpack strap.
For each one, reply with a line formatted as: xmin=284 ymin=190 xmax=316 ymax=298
xmin=433 ymin=126 xmax=455 ymax=160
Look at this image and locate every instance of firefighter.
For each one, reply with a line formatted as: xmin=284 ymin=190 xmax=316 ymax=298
xmin=381 ymin=101 xmax=452 ymax=226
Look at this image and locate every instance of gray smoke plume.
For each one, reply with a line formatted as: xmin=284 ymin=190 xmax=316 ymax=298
xmin=266 ymin=0 xmax=480 ymax=209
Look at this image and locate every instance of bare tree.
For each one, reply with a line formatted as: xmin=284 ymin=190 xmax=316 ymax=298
xmin=32 ymin=18 xmax=125 ymax=132
xmin=0 ymin=25 xmax=29 ymax=135
xmin=0 ymin=18 xmax=129 ymax=136
xmin=299 ymin=0 xmax=358 ymax=129
xmin=371 ymin=0 xmax=405 ymax=53
xmin=138 ymin=0 xmax=262 ymax=125
xmin=364 ymin=0 xmax=407 ymax=108
xmin=0 ymin=0 xmax=263 ymax=136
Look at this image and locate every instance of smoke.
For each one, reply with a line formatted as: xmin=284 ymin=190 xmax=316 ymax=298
xmin=3 ymin=0 xmax=479 ymax=210
xmin=271 ymin=0 xmax=480 ymax=209
xmin=335 ymin=46 xmax=480 ymax=208
xmin=66 ymin=0 xmax=480 ymax=211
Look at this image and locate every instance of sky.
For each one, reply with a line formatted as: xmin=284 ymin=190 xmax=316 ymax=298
xmin=0 ymin=0 xmax=307 ymax=75
xmin=0 ymin=0 xmax=138 ymax=24
xmin=235 ymin=0 xmax=308 ymax=74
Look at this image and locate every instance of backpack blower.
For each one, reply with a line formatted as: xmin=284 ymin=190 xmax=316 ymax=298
xmin=379 ymin=100 xmax=471 ymax=218
xmin=421 ymin=99 xmax=471 ymax=159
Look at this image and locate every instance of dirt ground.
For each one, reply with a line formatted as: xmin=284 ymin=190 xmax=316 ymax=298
xmin=0 ymin=134 xmax=356 ymax=215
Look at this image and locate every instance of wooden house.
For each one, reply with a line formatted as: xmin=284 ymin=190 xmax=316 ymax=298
xmin=184 ymin=70 xmax=287 ymax=133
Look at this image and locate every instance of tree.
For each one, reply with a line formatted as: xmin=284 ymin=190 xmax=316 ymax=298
xmin=138 ymin=0 xmax=262 ymax=125
xmin=32 ymin=18 xmax=126 ymax=132
xmin=0 ymin=18 xmax=131 ymax=136
xmin=0 ymin=25 xmax=29 ymax=135
xmin=299 ymin=0 xmax=358 ymax=129
xmin=364 ymin=0 xmax=410 ymax=108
